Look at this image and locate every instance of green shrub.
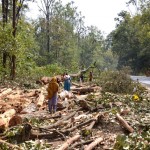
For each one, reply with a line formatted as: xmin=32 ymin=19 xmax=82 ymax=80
xmin=98 ymin=70 xmax=135 ymax=94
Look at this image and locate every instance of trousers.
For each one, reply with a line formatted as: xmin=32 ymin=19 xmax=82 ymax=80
xmin=48 ymin=94 xmax=57 ymax=113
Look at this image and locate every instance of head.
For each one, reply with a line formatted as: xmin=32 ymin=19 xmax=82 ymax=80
xmin=51 ymin=77 xmax=57 ymax=82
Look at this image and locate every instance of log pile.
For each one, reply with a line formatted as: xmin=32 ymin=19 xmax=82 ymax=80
xmin=0 ymin=76 xmax=148 ymax=150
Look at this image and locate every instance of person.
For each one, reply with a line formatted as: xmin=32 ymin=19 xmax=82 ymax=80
xmin=79 ymin=73 xmax=84 ymax=84
xmin=89 ymin=71 xmax=93 ymax=82
xmin=46 ymin=77 xmax=59 ymax=113
xmin=63 ymin=73 xmax=71 ymax=91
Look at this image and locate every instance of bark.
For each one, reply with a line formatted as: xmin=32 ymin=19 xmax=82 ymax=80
xmin=116 ymin=113 xmax=134 ymax=133
xmin=41 ymin=75 xmax=62 ymax=84
xmin=71 ymin=82 xmax=82 ymax=87
xmin=56 ymin=134 xmax=81 ymax=150
xmin=2 ymin=0 xmax=8 ymax=70
xmin=11 ymin=0 xmax=16 ymax=80
xmin=8 ymin=115 xmax=22 ymax=127
xmin=37 ymin=93 xmax=45 ymax=107
xmin=0 ymin=109 xmax=16 ymax=129
xmin=84 ymin=137 xmax=103 ymax=150
xmin=20 ymin=103 xmax=37 ymax=114
xmin=71 ymin=87 xmax=95 ymax=94
xmin=0 ymin=88 xmax=12 ymax=98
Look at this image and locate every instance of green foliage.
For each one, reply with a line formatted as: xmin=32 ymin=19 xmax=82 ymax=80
xmin=98 ymin=70 xmax=134 ymax=94
xmin=114 ymin=131 xmax=150 ymax=150
xmin=20 ymin=140 xmax=52 ymax=150
xmin=111 ymin=1 xmax=150 ymax=74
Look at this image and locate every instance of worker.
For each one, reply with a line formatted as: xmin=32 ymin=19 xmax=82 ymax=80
xmin=46 ymin=77 xmax=59 ymax=113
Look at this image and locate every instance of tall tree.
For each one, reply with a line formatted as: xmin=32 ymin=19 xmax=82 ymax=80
xmin=2 ymin=0 xmax=8 ymax=69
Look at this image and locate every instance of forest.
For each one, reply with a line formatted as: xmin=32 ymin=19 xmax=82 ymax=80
xmin=0 ymin=0 xmax=149 ymax=149
xmin=0 ymin=0 xmax=149 ymax=81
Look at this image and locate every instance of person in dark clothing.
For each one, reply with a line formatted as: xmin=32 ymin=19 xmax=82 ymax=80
xmin=80 ymin=73 xmax=84 ymax=83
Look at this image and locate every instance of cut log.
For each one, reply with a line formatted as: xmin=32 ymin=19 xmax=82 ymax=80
xmin=116 ymin=113 xmax=134 ymax=133
xmin=37 ymin=93 xmax=45 ymax=107
xmin=0 ymin=88 xmax=12 ymax=98
xmin=84 ymin=137 xmax=103 ymax=150
xmin=20 ymin=103 xmax=37 ymax=114
xmin=6 ymin=94 xmax=21 ymax=100
xmin=41 ymin=75 xmax=62 ymax=84
xmin=57 ymin=134 xmax=80 ymax=150
xmin=71 ymin=82 xmax=83 ymax=87
xmin=71 ymin=87 xmax=95 ymax=94
xmin=0 ymin=109 xmax=16 ymax=129
xmin=8 ymin=115 xmax=22 ymax=127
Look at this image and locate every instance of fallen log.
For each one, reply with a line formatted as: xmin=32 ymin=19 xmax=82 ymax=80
xmin=41 ymin=75 xmax=62 ymax=84
xmin=0 ymin=109 xmax=16 ymax=129
xmin=0 ymin=88 xmax=12 ymax=98
xmin=71 ymin=82 xmax=83 ymax=87
xmin=20 ymin=103 xmax=37 ymax=114
xmin=71 ymin=87 xmax=95 ymax=94
xmin=41 ymin=77 xmax=51 ymax=84
xmin=37 ymin=92 xmax=45 ymax=107
xmin=8 ymin=115 xmax=22 ymax=127
xmin=84 ymin=137 xmax=103 ymax=150
xmin=116 ymin=113 xmax=134 ymax=133
xmin=56 ymin=134 xmax=80 ymax=150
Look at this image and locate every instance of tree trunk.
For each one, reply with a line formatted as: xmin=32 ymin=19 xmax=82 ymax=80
xmin=2 ymin=0 xmax=8 ymax=73
xmin=46 ymin=5 xmax=50 ymax=52
xmin=11 ymin=0 xmax=17 ymax=80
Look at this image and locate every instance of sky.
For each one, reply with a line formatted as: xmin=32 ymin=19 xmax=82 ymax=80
xmin=27 ymin=0 xmax=135 ymax=35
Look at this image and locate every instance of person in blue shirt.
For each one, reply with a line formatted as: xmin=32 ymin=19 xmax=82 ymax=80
xmin=63 ymin=73 xmax=71 ymax=91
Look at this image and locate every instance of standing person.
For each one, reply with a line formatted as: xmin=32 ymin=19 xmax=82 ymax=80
xmin=79 ymin=73 xmax=84 ymax=84
xmin=47 ymin=77 xmax=59 ymax=113
xmin=64 ymin=73 xmax=71 ymax=91
xmin=89 ymin=71 xmax=93 ymax=82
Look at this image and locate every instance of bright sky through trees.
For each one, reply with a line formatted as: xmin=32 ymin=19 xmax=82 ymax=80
xmin=27 ymin=0 xmax=135 ymax=35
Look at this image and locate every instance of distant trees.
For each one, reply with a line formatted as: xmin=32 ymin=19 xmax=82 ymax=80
xmin=0 ymin=0 xmax=118 ymax=80
xmin=0 ymin=0 xmax=37 ymax=79
xmin=109 ymin=0 xmax=150 ymax=74
xmin=34 ymin=0 xmax=117 ymax=71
